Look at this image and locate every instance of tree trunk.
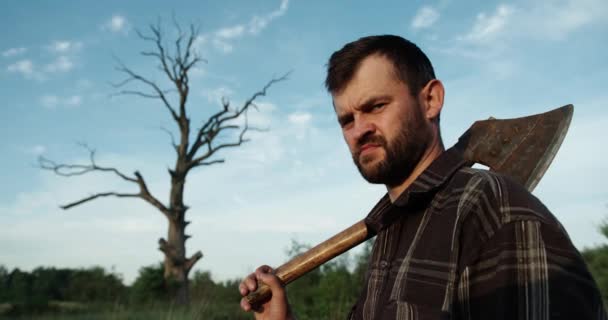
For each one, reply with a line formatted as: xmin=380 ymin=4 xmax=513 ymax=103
xmin=164 ymin=217 xmax=190 ymax=305
xmin=159 ymin=170 xmax=202 ymax=305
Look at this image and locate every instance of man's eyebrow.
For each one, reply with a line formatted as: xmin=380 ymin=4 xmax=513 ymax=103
xmin=337 ymin=112 xmax=353 ymax=126
xmin=359 ymin=94 xmax=392 ymax=109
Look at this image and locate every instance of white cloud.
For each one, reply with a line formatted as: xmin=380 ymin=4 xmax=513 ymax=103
xmin=288 ymin=112 xmax=312 ymax=125
xmin=456 ymin=0 xmax=608 ymax=47
xmin=411 ymin=6 xmax=440 ymax=30
xmin=192 ymin=35 xmax=207 ymax=54
xmin=203 ymin=86 xmax=234 ymax=104
xmin=200 ymin=0 xmax=290 ymax=54
xmin=249 ymin=0 xmax=289 ymax=34
xmin=7 ymin=59 xmax=44 ymax=80
xmin=65 ymin=95 xmax=82 ymax=107
xmin=41 ymin=94 xmax=82 ymax=109
xmin=255 ymin=101 xmax=277 ymax=113
xmin=41 ymin=95 xmax=59 ymax=109
xmin=216 ymin=25 xmax=245 ymax=39
xmin=247 ymin=101 xmax=276 ymax=128
xmin=103 ymin=14 xmax=129 ymax=34
xmin=5 ymin=41 xmax=81 ymax=80
xmin=52 ymin=41 xmax=71 ymax=52
xmin=285 ymin=111 xmax=316 ymax=142
xmin=24 ymin=145 xmax=47 ymax=155
xmin=460 ymin=4 xmax=515 ymax=44
xmin=7 ymin=59 xmax=34 ymax=75
xmin=519 ymin=0 xmax=608 ymax=40
xmin=49 ymin=41 xmax=82 ymax=53
xmin=41 ymin=41 xmax=80 ymax=74
xmin=2 ymin=47 xmax=27 ymax=57
xmin=45 ymin=56 xmax=74 ymax=73
xmin=212 ymin=38 xmax=234 ymax=53
xmin=189 ymin=66 xmax=206 ymax=78
xmin=76 ymin=78 xmax=93 ymax=89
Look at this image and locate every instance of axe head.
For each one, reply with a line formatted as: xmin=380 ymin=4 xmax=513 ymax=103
xmin=453 ymin=104 xmax=573 ymax=191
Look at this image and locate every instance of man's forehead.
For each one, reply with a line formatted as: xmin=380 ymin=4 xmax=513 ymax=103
xmin=356 ymin=54 xmax=403 ymax=85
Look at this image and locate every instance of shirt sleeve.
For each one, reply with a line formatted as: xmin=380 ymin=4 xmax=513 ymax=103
xmin=456 ymin=218 xmax=607 ymax=320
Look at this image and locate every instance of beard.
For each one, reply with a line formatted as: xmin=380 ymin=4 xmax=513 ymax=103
xmin=352 ymin=105 xmax=432 ymax=187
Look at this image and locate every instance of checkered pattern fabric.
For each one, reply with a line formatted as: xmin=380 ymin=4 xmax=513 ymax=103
xmin=348 ymin=148 xmax=606 ymax=320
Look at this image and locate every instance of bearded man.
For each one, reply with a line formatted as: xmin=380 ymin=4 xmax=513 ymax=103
xmin=239 ymin=35 xmax=606 ymax=320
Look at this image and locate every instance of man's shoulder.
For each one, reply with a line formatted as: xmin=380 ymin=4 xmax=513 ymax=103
xmin=444 ymin=166 xmax=563 ymax=228
xmin=444 ymin=167 xmax=576 ymax=265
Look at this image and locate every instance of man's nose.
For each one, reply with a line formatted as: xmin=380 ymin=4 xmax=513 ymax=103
xmin=353 ymin=117 xmax=375 ymax=141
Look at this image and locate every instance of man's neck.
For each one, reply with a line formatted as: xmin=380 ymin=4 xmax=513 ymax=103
xmin=387 ymin=140 xmax=445 ymax=202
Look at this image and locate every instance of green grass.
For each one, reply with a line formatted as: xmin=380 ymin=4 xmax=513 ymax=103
xmin=0 ymin=302 xmax=251 ymax=320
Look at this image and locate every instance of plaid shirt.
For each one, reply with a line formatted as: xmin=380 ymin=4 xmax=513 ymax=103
xmin=349 ymin=147 xmax=606 ymax=320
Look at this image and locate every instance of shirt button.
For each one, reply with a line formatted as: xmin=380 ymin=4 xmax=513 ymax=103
xmin=379 ymin=260 xmax=389 ymax=269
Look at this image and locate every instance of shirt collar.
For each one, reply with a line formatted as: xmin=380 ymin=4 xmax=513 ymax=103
xmin=364 ymin=146 xmax=468 ymax=234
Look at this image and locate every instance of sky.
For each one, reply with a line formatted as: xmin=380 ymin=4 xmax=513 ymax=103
xmin=1 ymin=0 xmax=607 ymax=284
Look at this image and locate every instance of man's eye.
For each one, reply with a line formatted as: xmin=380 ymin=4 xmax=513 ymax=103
xmin=339 ymin=118 xmax=353 ymax=128
xmin=372 ymin=103 xmax=385 ymax=110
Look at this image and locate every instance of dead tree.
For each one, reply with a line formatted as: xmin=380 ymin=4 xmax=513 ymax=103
xmin=39 ymin=21 xmax=287 ymax=305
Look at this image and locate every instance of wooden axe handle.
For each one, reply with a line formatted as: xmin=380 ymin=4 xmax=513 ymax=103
xmin=245 ymin=220 xmax=370 ymax=307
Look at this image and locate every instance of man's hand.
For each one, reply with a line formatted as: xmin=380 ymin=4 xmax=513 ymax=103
xmin=239 ymin=265 xmax=295 ymax=320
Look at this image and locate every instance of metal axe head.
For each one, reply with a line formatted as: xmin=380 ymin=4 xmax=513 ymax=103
xmin=453 ymin=104 xmax=573 ymax=191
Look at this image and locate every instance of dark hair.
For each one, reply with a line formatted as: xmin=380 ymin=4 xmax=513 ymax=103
xmin=325 ymin=35 xmax=436 ymax=96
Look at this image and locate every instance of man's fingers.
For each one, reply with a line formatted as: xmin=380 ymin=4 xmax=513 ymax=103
xmin=253 ymin=264 xmax=284 ymax=291
xmin=239 ymin=265 xmax=291 ymax=316
xmin=238 ymin=282 xmax=248 ymax=296
xmin=258 ymin=270 xmax=281 ymax=285
xmin=255 ymin=264 xmax=273 ymax=274
xmin=240 ymin=297 xmax=251 ymax=312
xmin=256 ymin=268 xmax=285 ymax=293
xmin=239 ymin=272 xmax=258 ymax=295
xmin=246 ymin=275 xmax=257 ymax=291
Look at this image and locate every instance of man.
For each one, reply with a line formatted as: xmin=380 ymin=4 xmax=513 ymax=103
xmin=239 ymin=35 xmax=606 ymax=319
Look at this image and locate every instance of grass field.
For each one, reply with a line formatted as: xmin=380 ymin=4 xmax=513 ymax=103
xmin=0 ymin=301 xmax=251 ymax=320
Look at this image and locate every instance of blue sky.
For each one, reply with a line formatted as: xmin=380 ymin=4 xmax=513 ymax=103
xmin=1 ymin=0 xmax=607 ymax=283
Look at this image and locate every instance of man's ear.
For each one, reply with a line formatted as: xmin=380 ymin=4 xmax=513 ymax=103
xmin=419 ymin=79 xmax=444 ymax=122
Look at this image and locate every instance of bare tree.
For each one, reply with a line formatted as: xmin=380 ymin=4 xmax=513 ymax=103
xmin=39 ymin=20 xmax=288 ymax=305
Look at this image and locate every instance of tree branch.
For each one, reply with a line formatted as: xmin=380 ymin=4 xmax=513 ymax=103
xmin=61 ymin=192 xmax=140 ymax=209
xmin=190 ymin=159 xmax=225 ymax=169
xmin=186 ymin=72 xmax=290 ymax=169
xmin=158 ymin=238 xmax=179 ymax=261
xmin=112 ymin=60 xmax=180 ymax=122
xmin=160 ymin=126 xmax=179 ymax=151
xmin=131 ymin=22 xmax=209 ymax=163
xmin=38 ymin=144 xmax=137 ymax=183
xmin=133 ymin=171 xmax=171 ymax=217
xmin=39 ymin=145 xmax=170 ymax=217
xmin=185 ymin=251 xmax=203 ymax=272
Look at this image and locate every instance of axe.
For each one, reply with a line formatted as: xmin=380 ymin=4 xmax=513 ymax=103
xmin=245 ymin=104 xmax=574 ymax=308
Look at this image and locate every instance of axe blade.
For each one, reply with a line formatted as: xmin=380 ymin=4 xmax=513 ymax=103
xmin=454 ymin=104 xmax=573 ymax=191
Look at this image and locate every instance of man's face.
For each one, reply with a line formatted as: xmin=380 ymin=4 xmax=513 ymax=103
xmin=332 ymin=55 xmax=432 ymax=187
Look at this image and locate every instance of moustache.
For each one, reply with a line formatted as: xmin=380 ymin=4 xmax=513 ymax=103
xmin=355 ymin=134 xmax=387 ymax=155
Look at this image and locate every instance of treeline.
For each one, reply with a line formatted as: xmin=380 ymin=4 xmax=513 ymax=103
xmin=0 ymin=265 xmax=124 ymax=314
xmin=0 ymin=240 xmax=371 ymax=319
xmin=2 ymin=229 xmax=608 ymax=320
xmin=0 ymin=263 xmax=246 ymax=319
